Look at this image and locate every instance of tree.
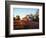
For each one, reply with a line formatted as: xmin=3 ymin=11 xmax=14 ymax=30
xmin=29 ymin=14 xmax=34 ymax=21
xmin=13 ymin=17 xmax=15 ymax=21
xmin=36 ymin=9 xmax=39 ymax=21
xmin=15 ymin=15 xmax=20 ymax=20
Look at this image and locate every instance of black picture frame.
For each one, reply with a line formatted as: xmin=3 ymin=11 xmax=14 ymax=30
xmin=5 ymin=1 xmax=45 ymax=37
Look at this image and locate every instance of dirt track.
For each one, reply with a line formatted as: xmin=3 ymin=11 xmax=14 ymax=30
xmin=14 ymin=20 xmax=39 ymax=30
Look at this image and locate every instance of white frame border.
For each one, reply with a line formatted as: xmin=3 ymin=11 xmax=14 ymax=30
xmin=9 ymin=5 xmax=43 ymax=35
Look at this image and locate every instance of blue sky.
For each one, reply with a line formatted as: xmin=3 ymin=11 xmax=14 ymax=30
xmin=13 ymin=8 xmax=39 ymax=19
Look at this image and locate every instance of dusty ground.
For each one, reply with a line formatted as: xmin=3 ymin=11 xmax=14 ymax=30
xmin=13 ymin=20 xmax=39 ymax=30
